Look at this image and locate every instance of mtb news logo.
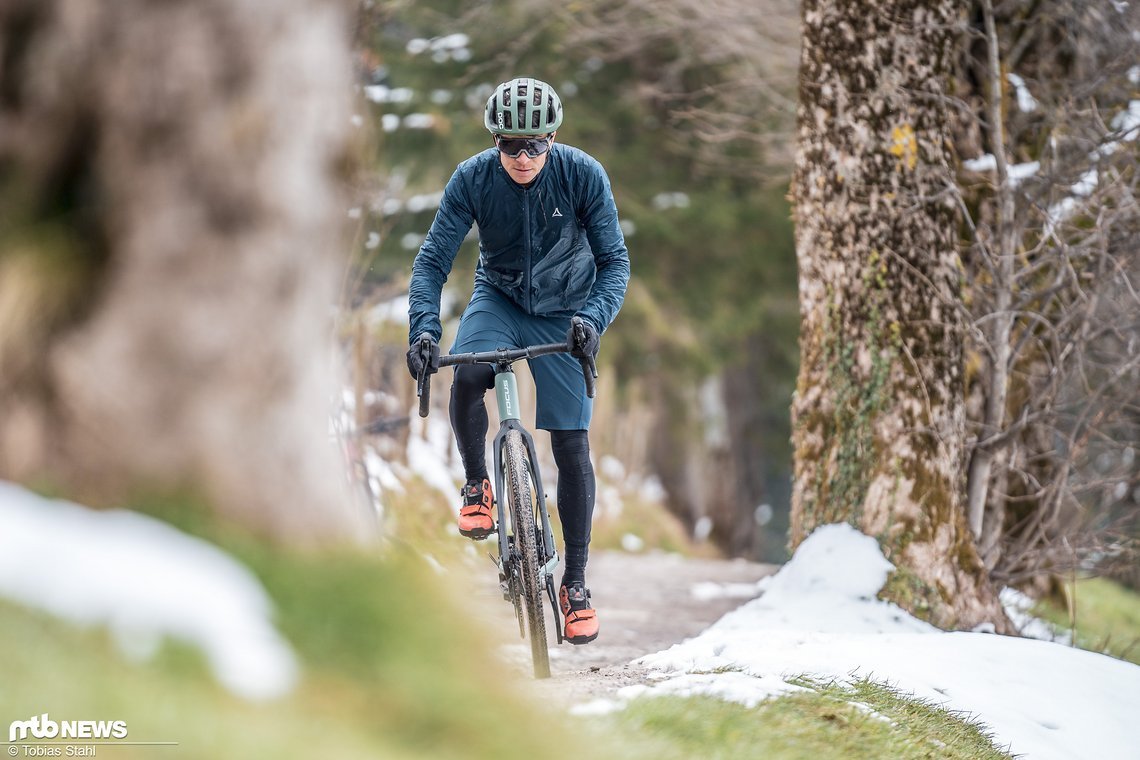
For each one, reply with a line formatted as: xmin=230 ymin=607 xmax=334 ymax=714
xmin=8 ymin=714 xmax=127 ymax=742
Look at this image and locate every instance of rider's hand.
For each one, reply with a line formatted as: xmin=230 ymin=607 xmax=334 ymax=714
xmin=567 ymin=318 xmax=600 ymax=360
xmin=406 ymin=333 xmax=440 ymax=380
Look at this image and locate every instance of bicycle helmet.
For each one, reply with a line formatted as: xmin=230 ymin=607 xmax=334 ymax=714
xmin=484 ymin=77 xmax=563 ymax=135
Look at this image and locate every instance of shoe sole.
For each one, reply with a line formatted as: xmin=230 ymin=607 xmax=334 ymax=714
xmin=458 ymin=525 xmax=494 ymax=540
xmin=565 ymin=631 xmax=598 ymax=645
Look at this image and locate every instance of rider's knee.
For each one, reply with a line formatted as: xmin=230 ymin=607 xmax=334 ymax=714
xmin=451 ymin=363 xmax=494 ymax=398
xmin=550 ymin=429 xmax=591 ymax=470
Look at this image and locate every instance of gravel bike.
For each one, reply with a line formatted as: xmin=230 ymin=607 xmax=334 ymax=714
xmin=414 ymin=318 xmax=597 ymax=678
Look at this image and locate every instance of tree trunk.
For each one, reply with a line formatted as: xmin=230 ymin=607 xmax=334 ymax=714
xmin=0 ymin=0 xmax=363 ymax=541
xmin=790 ymin=0 xmax=1009 ymax=630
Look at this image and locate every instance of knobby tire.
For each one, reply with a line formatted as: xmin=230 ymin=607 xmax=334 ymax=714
xmin=504 ymin=429 xmax=550 ymax=678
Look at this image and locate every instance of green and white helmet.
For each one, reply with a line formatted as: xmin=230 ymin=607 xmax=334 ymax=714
xmin=484 ymin=77 xmax=563 ymax=135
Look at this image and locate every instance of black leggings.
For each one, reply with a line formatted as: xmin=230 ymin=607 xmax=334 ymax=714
xmin=450 ymin=364 xmax=595 ymax=585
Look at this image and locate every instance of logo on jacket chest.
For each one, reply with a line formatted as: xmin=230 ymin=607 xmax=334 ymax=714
xmin=552 ymin=207 xmax=563 ymax=218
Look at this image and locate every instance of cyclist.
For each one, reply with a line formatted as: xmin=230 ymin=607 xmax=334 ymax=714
xmin=406 ymin=77 xmax=629 ymax=644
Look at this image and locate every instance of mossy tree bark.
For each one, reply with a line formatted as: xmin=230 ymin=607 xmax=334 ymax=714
xmin=789 ymin=0 xmax=1009 ymax=630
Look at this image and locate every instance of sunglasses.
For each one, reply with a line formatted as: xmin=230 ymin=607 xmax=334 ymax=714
xmin=495 ymin=135 xmax=552 ymax=159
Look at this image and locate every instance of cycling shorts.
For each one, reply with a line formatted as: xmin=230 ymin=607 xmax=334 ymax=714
xmin=451 ymin=285 xmax=592 ymax=430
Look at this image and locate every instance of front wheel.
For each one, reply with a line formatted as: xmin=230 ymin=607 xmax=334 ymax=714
xmin=504 ymin=429 xmax=550 ymax=678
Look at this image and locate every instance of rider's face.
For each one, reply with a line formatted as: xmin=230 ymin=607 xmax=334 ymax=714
xmin=497 ymin=133 xmax=555 ymax=185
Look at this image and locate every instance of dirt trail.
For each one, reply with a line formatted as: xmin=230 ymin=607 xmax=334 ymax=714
xmin=462 ymin=549 xmax=777 ymax=706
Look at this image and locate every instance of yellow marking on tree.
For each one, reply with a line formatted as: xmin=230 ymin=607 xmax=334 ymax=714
xmin=889 ymin=124 xmax=918 ymax=171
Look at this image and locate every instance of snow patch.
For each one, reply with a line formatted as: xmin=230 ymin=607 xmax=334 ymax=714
xmin=1007 ymin=160 xmax=1040 ymax=184
xmin=364 ymin=85 xmax=413 ymax=104
xmin=569 ymin=698 xmax=625 ymax=716
xmin=962 ymin=154 xmax=1039 ymax=186
xmin=1007 ymin=72 xmax=1038 ymax=113
xmin=638 ymin=476 xmax=667 ymax=503
xmin=406 ymin=410 xmax=462 ymax=500
xmin=1000 ymin=587 xmax=1071 ymax=644
xmin=621 ymin=533 xmax=645 ymax=553
xmin=599 ymin=455 xmax=626 ymax=483
xmin=605 ymin=523 xmax=1140 ymax=760
xmin=690 ymin=579 xmax=767 ymax=601
xmin=963 ymin=153 xmax=997 ymax=173
xmin=0 ymin=481 xmax=298 ymax=700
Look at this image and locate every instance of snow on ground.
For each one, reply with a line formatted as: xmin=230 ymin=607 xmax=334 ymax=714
xmin=690 ymin=576 xmax=772 ymax=601
xmin=999 ymin=586 xmax=1072 ymax=645
xmin=405 ymin=407 xmax=464 ymax=500
xmin=0 ymin=481 xmax=298 ymax=700
xmin=587 ymin=524 xmax=1140 ymax=760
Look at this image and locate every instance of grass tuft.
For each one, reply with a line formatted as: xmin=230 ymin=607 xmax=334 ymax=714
xmin=1 ymin=491 xmax=573 ymax=760
xmin=1032 ymin=576 xmax=1140 ymax=665
xmin=600 ymin=676 xmax=1014 ymax=760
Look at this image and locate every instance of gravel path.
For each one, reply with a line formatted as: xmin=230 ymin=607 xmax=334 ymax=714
xmin=461 ymin=549 xmax=777 ymax=707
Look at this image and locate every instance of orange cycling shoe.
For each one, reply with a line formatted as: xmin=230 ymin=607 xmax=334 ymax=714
xmin=559 ymin=582 xmax=599 ymax=644
xmin=458 ymin=477 xmax=495 ymax=540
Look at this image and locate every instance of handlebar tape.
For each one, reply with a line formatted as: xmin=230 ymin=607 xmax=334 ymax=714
xmin=581 ymin=357 xmax=597 ymax=399
xmin=417 ymin=368 xmax=431 ymax=418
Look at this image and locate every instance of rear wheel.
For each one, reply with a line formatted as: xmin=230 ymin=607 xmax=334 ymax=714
xmin=504 ymin=429 xmax=550 ymax=678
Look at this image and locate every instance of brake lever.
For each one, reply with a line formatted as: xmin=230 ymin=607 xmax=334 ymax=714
xmin=570 ymin=317 xmax=586 ymax=350
xmin=570 ymin=317 xmax=598 ymax=399
xmin=415 ymin=335 xmax=436 ymax=418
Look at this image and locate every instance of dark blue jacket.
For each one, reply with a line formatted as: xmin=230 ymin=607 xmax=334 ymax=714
xmin=408 ymin=143 xmax=630 ymax=343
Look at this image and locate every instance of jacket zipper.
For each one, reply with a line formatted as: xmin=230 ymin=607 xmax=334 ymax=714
xmin=522 ymin=184 xmax=532 ymax=313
